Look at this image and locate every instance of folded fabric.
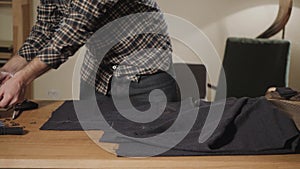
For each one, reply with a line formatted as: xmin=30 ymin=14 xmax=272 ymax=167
xmin=40 ymin=98 xmax=182 ymax=131
xmin=40 ymin=97 xmax=300 ymax=157
xmin=277 ymin=87 xmax=299 ymax=100
xmin=107 ymin=97 xmax=300 ymax=156
xmin=265 ymin=87 xmax=300 ymax=101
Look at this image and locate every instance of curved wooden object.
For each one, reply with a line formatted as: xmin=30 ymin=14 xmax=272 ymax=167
xmin=257 ymin=0 xmax=293 ymax=39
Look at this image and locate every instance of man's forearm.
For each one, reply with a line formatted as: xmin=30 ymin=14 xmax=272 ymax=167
xmin=0 ymin=55 xmax=28 ymax=74
xmin=13 ymin=57 xmax=51 ymax=86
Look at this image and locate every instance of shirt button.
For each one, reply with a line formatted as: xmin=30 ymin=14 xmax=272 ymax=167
xmin=112 ymin=65 xmax=117 ymax=70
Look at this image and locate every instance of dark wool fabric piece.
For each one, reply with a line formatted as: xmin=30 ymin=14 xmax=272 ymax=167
xmin=40 ymin=97 xmax=300 ymax=156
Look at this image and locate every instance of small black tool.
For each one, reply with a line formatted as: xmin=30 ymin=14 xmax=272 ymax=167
xmin=0 ymin=126 xmax=24 ymax=135
xmin=12 ymin=100 xmax=39 ymax=120
xmin=0 ymin=120 xmax=24 ymax=135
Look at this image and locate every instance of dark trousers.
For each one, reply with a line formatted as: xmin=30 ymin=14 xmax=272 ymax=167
xmin=80 ymin=71 xmax=180 ymax=106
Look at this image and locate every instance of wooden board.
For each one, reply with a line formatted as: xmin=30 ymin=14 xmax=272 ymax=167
xmin=0 ymin=101 xmax=300 ymax=169
xmin=0 ymin=0 xmax=12 ymax=6
xmin=0 ymin=52 xmax=12 ymax=59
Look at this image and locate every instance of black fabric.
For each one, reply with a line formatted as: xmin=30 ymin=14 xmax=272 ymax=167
xmin=276 ymin=87 xmax=299 ymax=100
xmin=40 ymin=100 xmax=82 ymax=130
xmin=40 ymin=97 xmax=300 ymax=157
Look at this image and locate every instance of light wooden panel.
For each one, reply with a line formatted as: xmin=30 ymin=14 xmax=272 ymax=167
xmin=12 ymin=0 xmax=33 ymax=98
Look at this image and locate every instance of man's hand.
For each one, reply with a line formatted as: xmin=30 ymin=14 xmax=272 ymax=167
xmin=0 ymin=58 xmax=50 ymax=108
xmin=0 ymin=55 xmax=28 ymax=107
xmin=0 ymin=75 xmax=26 ymax=108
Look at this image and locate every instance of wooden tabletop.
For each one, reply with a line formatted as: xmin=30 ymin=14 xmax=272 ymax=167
xmin=0 ymin=101 xmax=300 ymax=169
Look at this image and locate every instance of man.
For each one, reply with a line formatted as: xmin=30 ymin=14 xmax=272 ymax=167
xmin=0 ymin=0 xmax=179 ymax=108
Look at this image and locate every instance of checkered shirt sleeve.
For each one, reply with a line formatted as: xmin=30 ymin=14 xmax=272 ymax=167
xmin=18 ymin=0 xmax=109 ymax=69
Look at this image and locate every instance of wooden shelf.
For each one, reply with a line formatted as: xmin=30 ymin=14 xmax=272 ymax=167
xmin=0 ymin=52 xmax=12 ymax=59
xmin=0 ymin=40 xmax=12 ymax=60
xmin=0 ymin=0 xmax=12 ymax=6
xmin=0 ymin=1 xmax=32 ymax=55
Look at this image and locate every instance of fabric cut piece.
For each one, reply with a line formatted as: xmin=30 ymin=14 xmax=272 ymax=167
xmin=40 ymin=97 xmax=300 ymax=157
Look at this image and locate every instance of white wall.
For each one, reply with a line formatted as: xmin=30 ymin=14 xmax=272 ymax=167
xmin=29 ymin=0 xmax=300 ymax=100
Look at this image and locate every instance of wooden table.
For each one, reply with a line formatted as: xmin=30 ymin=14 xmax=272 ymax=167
xmin=0 ymin=101 xmax=300 ymax=169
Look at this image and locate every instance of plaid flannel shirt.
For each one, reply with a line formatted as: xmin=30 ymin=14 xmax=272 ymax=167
xmin=18 ymin=0 xmax=173 ymax=95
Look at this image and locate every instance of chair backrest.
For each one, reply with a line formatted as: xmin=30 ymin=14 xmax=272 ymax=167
xmin=215 ymin=37 xmax=291 ymax=100
xmin=173 ymin=63 xmax=207 ymax=99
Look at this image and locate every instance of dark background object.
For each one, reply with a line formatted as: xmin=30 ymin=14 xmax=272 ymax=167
xmin=214 ymin=37 xmax=290 ymax=100
xmin=173 ymin=63 xmax=207 ymax=99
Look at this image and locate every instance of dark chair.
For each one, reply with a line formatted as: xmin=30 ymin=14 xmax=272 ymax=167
xmin=173 ymin=63 xmax=207 ymax=99
xmin=213 ymin=37 xmax=291 ymax=100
